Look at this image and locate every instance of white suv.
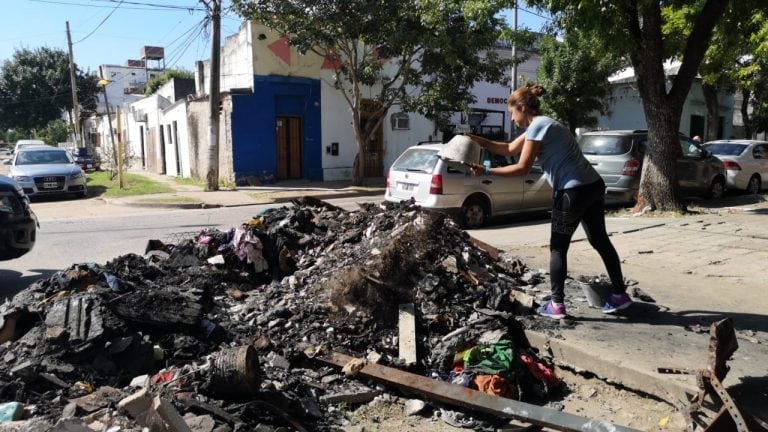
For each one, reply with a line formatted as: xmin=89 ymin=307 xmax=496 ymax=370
xmin=384 ymin=142 xmax=552 ymax=228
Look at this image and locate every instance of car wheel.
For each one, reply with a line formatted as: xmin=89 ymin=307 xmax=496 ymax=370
xmin=746 ymin=175 xmax=761 ymax=195
xmin=461 ymin=197 xmax=488 ymax=229
xmin=707 ymin=177 xmax=725 ymax=199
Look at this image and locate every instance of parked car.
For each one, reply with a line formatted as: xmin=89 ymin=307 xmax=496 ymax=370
xmin=578 ymin=130 xmax=726 ymax=202
xmin=13 ymin=139 xmax=46 ymax=154
xmin=71 ymin=147 xmax=100 ymax=171
xmin=6 ymin=146 xmax=88 ymax=198
xmin=702 ymin=140 xmax=768 ymax=194
xmin=384 ymin=142 xmax=552 ymax=228
xmin=0 ymin=175 xmax=37 ymax=260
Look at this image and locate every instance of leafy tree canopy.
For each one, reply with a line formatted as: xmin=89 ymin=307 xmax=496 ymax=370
xmin=145 ymin=68 xmax=195 ymax=96
xmin=37 ymin=119 xmax=72 ymax=146
xmin=536 ymin=32 xmax=624 ymax=133
xmin=0 ymin=47 xmax=98 ymax=131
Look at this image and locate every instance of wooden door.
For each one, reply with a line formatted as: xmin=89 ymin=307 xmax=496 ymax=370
xmin=276 ymin=116 xmax=302 ymax=179
xmin=360 ymin=100 xmax=383 ymax=177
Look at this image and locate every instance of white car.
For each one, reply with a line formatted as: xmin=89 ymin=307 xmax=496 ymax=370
xmin=7 ymin=146 xmax=88 ymax=198
xmin=384 ymin=142 xmax=552 ymax=228
xmin=703 ymin=140 xmax=768 ymax=194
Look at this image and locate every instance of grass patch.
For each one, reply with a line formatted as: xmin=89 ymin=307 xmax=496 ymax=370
xmin=136 ymin=196 xmax=202 ymax=204
xmin=173 ymin=177 xmax=205 ymax=188
xmin=87 ymin=171 xmax=174 ymax=198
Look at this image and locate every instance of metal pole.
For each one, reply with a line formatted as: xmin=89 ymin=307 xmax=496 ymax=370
xmin=66 ymin=21 xmax=82 ymax=147
xmin=511 ymin=5 xmax=518 ymax=91
xmin=101 ymin=82 xmax=117 ymax=176
xmin=205 ymin=0 xmax=221 ymax=191
xmin=116 ymin=106 xmax=124 ymax=189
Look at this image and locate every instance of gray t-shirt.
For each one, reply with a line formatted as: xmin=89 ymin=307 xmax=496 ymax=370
xmin=525 ymin=116 xmax=600 ymax=191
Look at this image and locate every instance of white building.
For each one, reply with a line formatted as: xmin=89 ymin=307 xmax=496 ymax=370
xmin=596 ymin=61 xmax=735 ymax=139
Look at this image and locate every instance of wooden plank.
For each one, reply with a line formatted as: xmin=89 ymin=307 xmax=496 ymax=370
xmin=318 ymin=352 xmax=642 ymax=432
xmin=288 ymin=117 xmax=302 ymax=178
xmin=398 ymin=303 xmax=417 ymax=365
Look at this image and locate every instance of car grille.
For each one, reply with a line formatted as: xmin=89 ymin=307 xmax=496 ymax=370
xmin=34 ymin=175 xmax=66 ymax=191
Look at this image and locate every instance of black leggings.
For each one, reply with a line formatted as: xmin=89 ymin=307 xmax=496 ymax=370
xmin=549 ymin=180 xmax=625 ymax=304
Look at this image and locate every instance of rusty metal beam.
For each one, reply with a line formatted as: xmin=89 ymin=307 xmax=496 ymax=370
xmin=319 ymin=352 xmax=642 ymax=432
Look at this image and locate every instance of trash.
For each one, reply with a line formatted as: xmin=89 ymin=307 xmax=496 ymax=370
xmin=0 ymin=402 xmax=23 ymax=423
xmin=404 ymin=399 xmax=426 ymax=416
xmin=205 ymin=345 xmax=261 ymax=399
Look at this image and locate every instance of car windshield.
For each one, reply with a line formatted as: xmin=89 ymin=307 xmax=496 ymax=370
xmin=704 ymin=143 xmax=747 ymax=156
xmin=391 ymin=148 xmax=439 ymax=173
xmin=579 ymin=135 xmax=634 ymax=155
xmin=16 ymin=150 xmax=72 ymax=165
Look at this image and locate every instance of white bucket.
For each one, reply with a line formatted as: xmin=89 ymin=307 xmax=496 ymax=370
xmin=579 ymin=282 xmax=611 ymax=308
xmin=437 ymin=135 xmax=481 ymax=166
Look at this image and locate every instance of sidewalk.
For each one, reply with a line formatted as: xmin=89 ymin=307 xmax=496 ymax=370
xmin=102 ymin=170 xmax=386 ymax=208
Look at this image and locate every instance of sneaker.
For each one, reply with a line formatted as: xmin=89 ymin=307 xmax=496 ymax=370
xmin=537 ymin=301 xmax=566 ymax=319
xmin=602 ymin=293 xmax=633 ymax=314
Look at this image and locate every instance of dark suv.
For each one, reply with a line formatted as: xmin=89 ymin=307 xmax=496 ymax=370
xmin=578 ymin=130 xmax=726 ymax=202
xmin=0 ymin=175 xmax=37 ymax=260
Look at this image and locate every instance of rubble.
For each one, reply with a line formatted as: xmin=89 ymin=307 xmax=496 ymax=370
xmin=0 ymin=198 xmax=628 ymax=430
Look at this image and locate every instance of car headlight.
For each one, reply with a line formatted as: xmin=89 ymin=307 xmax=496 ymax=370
xmin=71 ymin=171 xmax=84 ymax=180
xmin=12 ymin=175 xmax=31 ymax=182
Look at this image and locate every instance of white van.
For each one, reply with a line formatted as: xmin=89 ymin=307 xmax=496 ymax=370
xmin=13 ymin=139 xmax=47 ymax=154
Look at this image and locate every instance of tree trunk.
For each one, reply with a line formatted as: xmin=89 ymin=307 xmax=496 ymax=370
xmin=702 ymin=82 xmax=720 ymax=141
xmin=741 ymin=88 xmax=752 ymax=139
xmin=635 ymin=104 xmax=685 ymax=212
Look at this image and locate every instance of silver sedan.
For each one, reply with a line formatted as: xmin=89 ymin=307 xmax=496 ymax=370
xmin=704 ymin=140 xmax=768 ymax=194
xmin=6 ymin=146 xmax=88 ymax=198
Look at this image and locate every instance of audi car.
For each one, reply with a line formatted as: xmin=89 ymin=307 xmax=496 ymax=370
xmin=6 ymin=146 xmax=88 ymax=198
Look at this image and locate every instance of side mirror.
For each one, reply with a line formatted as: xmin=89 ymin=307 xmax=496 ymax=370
xmin=2 ymin=159 xmax=10 ymax=165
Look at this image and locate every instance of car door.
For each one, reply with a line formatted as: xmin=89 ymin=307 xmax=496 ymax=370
xmin=479 ymin=150 xmax=523 ymax=214
xmin=677 ymin=137 xmax=706 ymax=193
xmin=523 ymin=163 xmax=552 ymax=209
xmin=753 ymin=144 xmax=768 ymax=189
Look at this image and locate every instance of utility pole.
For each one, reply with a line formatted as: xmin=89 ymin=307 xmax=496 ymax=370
xmin=99 ymin=68 xmax=117 ymax=181
xmin=205 ymin=0 xmax=221 ymax=191
xmin=66 ymin=21 xmax=82 ymax=147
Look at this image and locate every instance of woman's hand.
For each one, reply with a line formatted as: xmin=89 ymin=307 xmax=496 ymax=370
xmin=467 ymin=162 xmax=485 ymax=176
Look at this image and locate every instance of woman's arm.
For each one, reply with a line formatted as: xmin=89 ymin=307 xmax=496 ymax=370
xmin=470 ymin=139 xmax=541 ymax=177
xmin=469 ymin=133 xmax=526 ymax=157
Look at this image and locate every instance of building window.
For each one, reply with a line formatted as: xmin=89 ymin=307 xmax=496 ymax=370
xmin=390 ymin=112 xmax=410 ymax=130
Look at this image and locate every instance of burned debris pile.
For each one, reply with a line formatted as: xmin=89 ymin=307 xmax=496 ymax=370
xmin=1 ymin=199 xmax=564 ymax=431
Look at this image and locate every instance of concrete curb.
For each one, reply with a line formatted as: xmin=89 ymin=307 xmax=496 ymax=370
xmin=102 ymin=189 xmax=386 ymax=210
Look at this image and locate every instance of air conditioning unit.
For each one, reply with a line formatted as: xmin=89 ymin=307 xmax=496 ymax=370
xmin=390 ymin=112 xmax=410 ymax=130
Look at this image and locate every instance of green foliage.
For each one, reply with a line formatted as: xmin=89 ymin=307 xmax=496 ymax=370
xmin=536 ymin=33 xmax=623 ymax=133
xmin=36 ymin=119 xmax=72 ymax=145
xmin=144 ymin=69 xmax=195 ymax=96
xmin=0 ymin=47 xmax=99 ymax=131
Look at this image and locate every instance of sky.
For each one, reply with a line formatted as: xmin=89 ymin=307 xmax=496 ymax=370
xmin=1 ymin=0 xmax=551 ymax=75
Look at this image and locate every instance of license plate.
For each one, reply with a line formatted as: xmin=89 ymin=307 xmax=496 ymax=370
xmin=398 ymin=182 xmax=416 ymax=192
xmin=43 ymin=182 xmax=58 ymax=189
xmin=86 ymin=164 xmax=93 ymax=169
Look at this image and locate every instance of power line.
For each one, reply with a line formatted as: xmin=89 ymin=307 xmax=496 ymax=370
xmin=28 ymin=0 xmax=204 ymax=12
xmin=73 ymin=0 xmax=124 ymax=44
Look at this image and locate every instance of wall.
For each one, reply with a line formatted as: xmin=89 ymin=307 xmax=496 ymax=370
xmin=230 ymin=76 xmax=322 ymax=183
xmin=187 ymin=99 xmax=233 ymax=183
xmin=597 ymin=81 xmax=734 ymax=138
xmin=161 ymin=100 xmax=190 ymax=177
